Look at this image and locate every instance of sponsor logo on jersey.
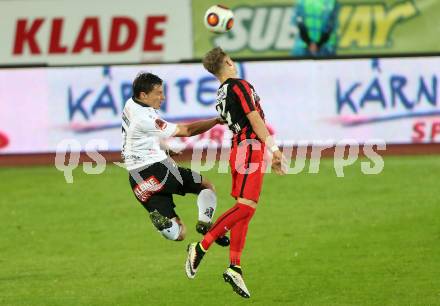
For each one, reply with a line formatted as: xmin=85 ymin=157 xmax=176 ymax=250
xmin=155 ymin=118 xmax=168 ymax=130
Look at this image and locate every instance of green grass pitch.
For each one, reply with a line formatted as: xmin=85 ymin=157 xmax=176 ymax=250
xmin=1 ymin=156 xmax=439 ymax=305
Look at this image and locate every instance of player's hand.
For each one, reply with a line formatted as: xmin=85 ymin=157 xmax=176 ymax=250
xmin=216 ymin=117 xmax=227 ymax=125
xmin=271 ymin=150 xmax=286 ymax=175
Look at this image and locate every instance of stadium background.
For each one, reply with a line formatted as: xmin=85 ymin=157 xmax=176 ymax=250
xmin=1 ymin=0 xmax=439 ymax=305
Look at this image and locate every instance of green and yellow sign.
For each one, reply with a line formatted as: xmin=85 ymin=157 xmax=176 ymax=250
xmin=193 ymin=0 xmax=437 ymax=58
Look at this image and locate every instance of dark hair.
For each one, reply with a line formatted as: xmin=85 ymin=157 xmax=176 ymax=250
xmin=202 ymin=47 xmax=227 ymax=76
xmin=132 ymin=72 xmax=163 ymax=98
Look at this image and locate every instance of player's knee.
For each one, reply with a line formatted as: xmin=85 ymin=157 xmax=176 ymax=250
xmin=175 ymin=220 xmax=186 ymax=241
xmin=175 ymin=233 xmax=185 ymax=241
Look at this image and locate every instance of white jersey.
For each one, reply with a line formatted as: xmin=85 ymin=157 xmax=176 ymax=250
xmin=121 ymin=98 xmax=177 ymax=170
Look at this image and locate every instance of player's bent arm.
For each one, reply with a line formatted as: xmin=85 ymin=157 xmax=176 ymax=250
xmin=174 ymin=117 xmax=222 ymax=137
xmin=246 ymin=111 xmax=285 ymax=175
xmin=246 ymin=111 xmax=276 ymax=149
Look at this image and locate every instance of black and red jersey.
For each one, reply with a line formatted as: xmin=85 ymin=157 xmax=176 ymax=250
xmin=215 ymin=78 xmax=265 ymax=146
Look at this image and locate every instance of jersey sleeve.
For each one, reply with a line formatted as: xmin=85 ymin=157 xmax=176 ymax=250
xmin=139 ymin=114 xmax=177 ymax=138
xmin=232 ymin=80 xmax=256 ymax=114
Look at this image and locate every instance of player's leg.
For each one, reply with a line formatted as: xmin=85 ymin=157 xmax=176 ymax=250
xmin=186 ymin=198 xmax=254 ymax=278
xmin=174 ymin=166 xmax=230 ymax=246
xmin=186 ymin=197 xmax=254 ymax=279
xmin=185 ymin=199 xmax=256 ymax=279
xmin=186 ymin=142 xmax=264 ymax=299
xmin=164 ymin=163 xmax=217 ymax=227
xmin=229 ymin=199 xmax=256 ymax=265
xmin=195 ymin=177 xmax=217 ymax=230
xmin=146 ymin=194 xmax=186 ymax=241
xmin=222 ymin=145 xmax=265 ymax=298
xmin=199 ymin=142 xmax=263 ymax=251
xmin=194 ymin=177 xmax=230 ymax=246
xmin=229 ymin=198 xmax=256 ymax=263
xmin=222 ymin=198 xmax=256 ymax=298
xmin=129 ymin=163 xmax=187 ymax=241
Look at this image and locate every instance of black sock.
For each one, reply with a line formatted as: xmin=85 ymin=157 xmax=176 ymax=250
xmin=196 ymin=242 xmax=206 ymax=255
xmin=229 ymin=264 xmax=242 ymax=275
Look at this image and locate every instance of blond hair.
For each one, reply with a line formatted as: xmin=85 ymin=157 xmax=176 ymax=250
xmin=202 ymin=47 xmax=227 ymax=76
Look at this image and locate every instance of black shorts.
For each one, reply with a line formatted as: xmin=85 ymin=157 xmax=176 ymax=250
xmin=128 ymin=158 xmax=203 ymax=219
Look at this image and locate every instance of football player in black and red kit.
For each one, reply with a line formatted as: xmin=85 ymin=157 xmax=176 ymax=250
xmin=185 ymin=47 xmax=285 ymax=298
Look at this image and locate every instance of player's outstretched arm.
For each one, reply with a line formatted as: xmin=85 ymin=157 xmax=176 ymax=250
xmin=246 ymin=111 xmax=286 ymax=175
xmin=174 ymin=117 xmax=223 ymax=137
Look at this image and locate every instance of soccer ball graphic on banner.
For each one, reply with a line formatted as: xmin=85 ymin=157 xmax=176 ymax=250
xmin=204 ymin=5 xmax=234 ymax=33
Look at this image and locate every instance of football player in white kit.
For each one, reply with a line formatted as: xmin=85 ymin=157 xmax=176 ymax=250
xmin=122 ymin=72 xmax=229 ymax=246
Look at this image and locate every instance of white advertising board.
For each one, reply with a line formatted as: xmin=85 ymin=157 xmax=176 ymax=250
xmin=0 ymin=57 xmax=439 ymax=154
xmin=0 ymin=0 xmax=193 ymax=65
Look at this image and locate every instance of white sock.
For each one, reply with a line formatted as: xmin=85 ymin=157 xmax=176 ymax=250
xmin=197 ymin=189 xmax=217 ymax=223
xmin=159 ymin=219 xmax=181 ymax=241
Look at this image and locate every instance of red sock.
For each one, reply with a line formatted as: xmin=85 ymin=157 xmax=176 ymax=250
xmin=201 ymin=203 xmax=254 ymax=251
xmin=230 ymin=208 xmax=255 ymax=266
